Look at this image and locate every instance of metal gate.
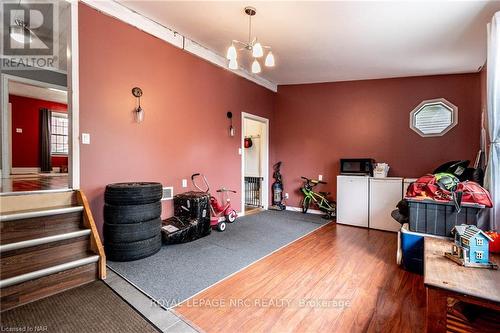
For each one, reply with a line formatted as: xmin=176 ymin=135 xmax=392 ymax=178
xmin=244 ymin=177 xmax=262 ymax=207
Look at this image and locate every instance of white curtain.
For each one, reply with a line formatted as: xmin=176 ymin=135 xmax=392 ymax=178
xmin=486 ymin=12 xmax=500 ymax=230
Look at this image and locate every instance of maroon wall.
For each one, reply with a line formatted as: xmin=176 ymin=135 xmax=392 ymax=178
xmin=9 ymin=95 xmax=68 ymax=169
xmin=78 ymin=4 xmax=275 ymax=234
xmin=274 ymin=74 xmax=481 ymax=207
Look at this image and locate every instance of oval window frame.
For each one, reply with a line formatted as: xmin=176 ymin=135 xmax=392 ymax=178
xmin=409 ymin=98 xmax=458 ymax=137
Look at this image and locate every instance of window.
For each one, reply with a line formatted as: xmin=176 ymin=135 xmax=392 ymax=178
xmin=410 ymin=98 xmax=458 ymax=137
xmin=476 ymin=251 xmax=483 ymax=260
xmin=51 ymin=112 xmax=68 ymax=155
xmin=476 ymin=238 xmax=484 ymax=246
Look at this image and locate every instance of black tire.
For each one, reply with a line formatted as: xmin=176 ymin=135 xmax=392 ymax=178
xmin=105 ymin=182 xmax=163 ymax=206
xmin=302 ymin=197 xmax=311 ymax=214
xmin=104 ymin=201 xmax=161 ymax=224
xmin=105 ymin=234 xmax=162 ymax=262
xmin=104 ymin=217 xmax=161 ymax=243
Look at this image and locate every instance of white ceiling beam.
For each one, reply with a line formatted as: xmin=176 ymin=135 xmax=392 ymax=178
xmin=81 ymin=0 xmax=183 ymax=48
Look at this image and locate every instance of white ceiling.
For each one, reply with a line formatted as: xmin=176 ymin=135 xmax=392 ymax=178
xmin=9 ymin=81 xmax=67 ymax=104
xmin=118 ymin=1 xmax=500 ymax=85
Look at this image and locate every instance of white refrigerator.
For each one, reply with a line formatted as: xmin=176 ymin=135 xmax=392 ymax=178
xmin=336 ymin=175 xmax=369 ymax=227
xmin=369 ymin=177 xmax=403 ymax=232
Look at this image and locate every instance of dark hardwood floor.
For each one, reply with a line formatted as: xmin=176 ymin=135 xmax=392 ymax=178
xmin=175 ymin=222 xmax=426 ymax=333
xmin=0 ymin=174 xmax=68 ymax=193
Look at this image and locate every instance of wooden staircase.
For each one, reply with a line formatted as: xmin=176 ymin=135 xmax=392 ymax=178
xmin=0 ymin=190 xmax=106 ymax=312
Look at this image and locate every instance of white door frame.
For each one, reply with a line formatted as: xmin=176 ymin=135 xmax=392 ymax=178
xmin=241 ymin=112 xmax=269 ymax=211
xmin=68 ymin=0 xmax=80 ymax=189
xmin=1 ymin=74 xmax=67 ymax=178
xmin=0 ymin=0 xmax=80 ymax=189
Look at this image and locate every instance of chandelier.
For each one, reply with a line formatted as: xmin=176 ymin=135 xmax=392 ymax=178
xmin=226 ymin=6 xmax=275 ymax=74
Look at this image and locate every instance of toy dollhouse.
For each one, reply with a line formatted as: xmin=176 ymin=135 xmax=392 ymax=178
xmin=445 ymin=224 xmax=497 ymax=269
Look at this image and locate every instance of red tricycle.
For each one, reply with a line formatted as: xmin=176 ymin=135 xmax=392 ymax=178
xmin=191 ymin=173 xmax=238 ymax=232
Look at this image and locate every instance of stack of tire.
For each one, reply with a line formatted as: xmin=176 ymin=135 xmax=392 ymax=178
xmin=104 ymin=182 xmax=163 ymax=262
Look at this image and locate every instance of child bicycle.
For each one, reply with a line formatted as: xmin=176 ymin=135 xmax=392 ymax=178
xmin=300 ymin=176 xmax=336 ymax=219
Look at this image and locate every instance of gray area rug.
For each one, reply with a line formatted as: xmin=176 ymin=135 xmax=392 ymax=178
xmin=108 ymin=210 xmax=329 ymax=307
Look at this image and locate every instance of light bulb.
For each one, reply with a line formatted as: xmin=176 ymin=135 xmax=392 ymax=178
xmin=265 ymin=51 xmax=275 ymax=67
xmin=251 ymin=59 xmax=261 ymax=74
xmin=252 ymin=42 xmax=263 ymax=58
xmin=226 ymin=45 xmax=237 ymax=60
xmin=228 ymin=58 xmax=238 ymax=70
xmin=135 ymin=106 xmax=145 ymax=123
xmin=10 ymin=25 xmax=31 ymax=44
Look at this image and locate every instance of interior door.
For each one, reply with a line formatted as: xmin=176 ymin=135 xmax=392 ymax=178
xmin=369 ymin=178 xmax=403 ymax=232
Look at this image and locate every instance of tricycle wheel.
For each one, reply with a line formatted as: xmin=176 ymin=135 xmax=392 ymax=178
xmin=217 ymin=221 xmax=227 ymax=232
xmin=226 ymin=210 xmax=237 ymax=223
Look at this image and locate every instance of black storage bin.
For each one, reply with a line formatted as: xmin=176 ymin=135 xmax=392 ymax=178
xmin=174 ymin=191 xmax=210 ymax=224
xmin=407 ymin=198 xmax=484 ymax=237
xmin=161 ymin=216 xmax=211 ymax=244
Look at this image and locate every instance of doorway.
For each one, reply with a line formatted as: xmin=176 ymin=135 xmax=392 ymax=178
xmin=241 ymin=112 xmax=269 ymax=214
xmin=1 ymin=76 xmax=69 ymax=193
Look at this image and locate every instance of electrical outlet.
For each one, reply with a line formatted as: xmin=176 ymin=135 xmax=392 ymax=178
xmin=182 ymin=179 xmax=187 ymax=188
xmin=318 ymin=175 xmax=323 ymax=181
xmin=81 ymin=133 xmax=90 ymax=144
xmin=284 ymin=193 xmax=289 ymax=199
xmin=16 ymin=128 xmax=22 ymax=133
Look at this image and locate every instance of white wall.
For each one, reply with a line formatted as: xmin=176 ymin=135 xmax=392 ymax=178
xmin=244 ymin=119 xmax=263 ymax=177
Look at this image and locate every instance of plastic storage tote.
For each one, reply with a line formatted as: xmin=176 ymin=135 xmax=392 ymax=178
xmin=406 ymin=198 xmax=484 ymax=237
xmin=399 ymin=224 xmax=424 ymax=274
xmin=398 ymin=223 xmax=449 ymax=274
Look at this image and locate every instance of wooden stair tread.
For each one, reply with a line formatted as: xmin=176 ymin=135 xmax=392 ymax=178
xmin=0 ymin=229 xmax=91 ymax=253
xmin=1 ymin=205 xmax=83 ymax=222
xmin=0 ymin=255 xmax=100 ymax=289
xmin=1 ymin=236 xmax=93 ymax=280
xmin=0 ymin=188 xmax=73 ymax=197
xmin=0 ymin=190 xmax=77 ymax=214
xmin=1 ymin=210 xmax=84 ymax=245
xmin=0 ymin=263 xmax=98 ymax=312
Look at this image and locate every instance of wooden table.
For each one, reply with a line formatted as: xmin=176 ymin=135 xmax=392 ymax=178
xmin=424 ymin=237 xmax=500 ymax=332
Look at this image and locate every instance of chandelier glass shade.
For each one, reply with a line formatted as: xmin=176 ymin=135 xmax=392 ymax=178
xmin=10 ymin=19 xmax=33 ymax=44
xmin=226 ymin=7 xmax=275 ymax=73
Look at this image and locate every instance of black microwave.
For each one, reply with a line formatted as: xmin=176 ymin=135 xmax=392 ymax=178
xmin=340 ymin=158 xmax=375 ymax=176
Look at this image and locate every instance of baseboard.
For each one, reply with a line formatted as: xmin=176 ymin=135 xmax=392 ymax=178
xmin=285 ymin=206 xmax=324 ymax=215
xmin=11 ymin=167 xmax=63 ymax=175
xmin=11 ymin=167 xmax=40 ymax=174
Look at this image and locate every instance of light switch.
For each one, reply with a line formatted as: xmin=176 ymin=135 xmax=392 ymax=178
xmin=182 ymin=179 xmax=187 ymax=188
xmin=16 ymin=128 xmax=22 ymax=133
xmin=81 ymin=133 xmax=90 ymax=144
xmin=318 ymin=175 xmax=323 ymax=181
xmin=238 ymin=148 xmax=242 ymax=155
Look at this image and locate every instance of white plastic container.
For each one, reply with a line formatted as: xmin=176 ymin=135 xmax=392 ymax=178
xmin=373 ymin=163 xmax=390 ymax=178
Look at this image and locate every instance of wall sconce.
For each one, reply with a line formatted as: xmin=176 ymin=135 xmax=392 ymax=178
xmin=132 ymin=87 xmax=144 ymax=123
xmin=227 ymin=111 xmax=235 ymax=137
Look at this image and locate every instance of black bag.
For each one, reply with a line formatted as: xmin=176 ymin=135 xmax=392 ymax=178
xmin=161 ymin=216 xmax=211 ymax=244
xmin=174 ymin=191 xmax=210 ymax=224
